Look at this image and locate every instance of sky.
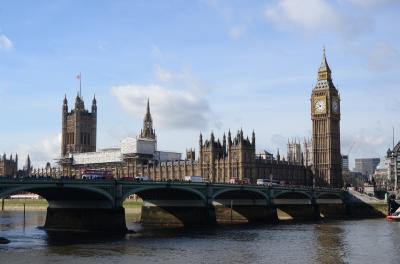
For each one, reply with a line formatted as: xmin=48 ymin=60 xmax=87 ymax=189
xmin=0 ymin=0 xmax=399 ymax=170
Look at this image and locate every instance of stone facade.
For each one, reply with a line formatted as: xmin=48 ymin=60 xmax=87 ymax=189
xmin=61 ymin=94 xmax=97 ymax=156
xmin=374 ymin=143 xmax=400 ymax=191
xmin=311 ymin=50 xmax=342 ymax=187
xmin=287 ymin=139 xmax=302 ymax=164
xmin=0 ymin=153 xmax=18 ymax=177
xmin=59 ymin=97 xmax=312 ymax=185
xmin=372 ymin=158 xmax=392 ymax=191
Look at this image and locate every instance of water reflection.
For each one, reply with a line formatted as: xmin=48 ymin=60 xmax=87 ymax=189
xmin=0 ymin=210 xmax=399 ymax=264
xmin=313 ymin=222 xmax=347 ymax=264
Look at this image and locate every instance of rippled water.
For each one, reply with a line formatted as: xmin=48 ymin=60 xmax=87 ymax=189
xmin=1 ymin=210 xmax=400 ymax=264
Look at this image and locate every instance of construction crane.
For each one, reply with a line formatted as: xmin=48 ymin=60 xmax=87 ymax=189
xmin=347 ymin=141 xmax=356 ymax=156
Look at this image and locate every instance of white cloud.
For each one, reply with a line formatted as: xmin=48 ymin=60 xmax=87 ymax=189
xmin=203 ymin=0 xmax=249 ymax=39
xmin=265 ymin=0 xmax=341 ymax=32
xmin=112 ymin=66 xmax=217 ymax=130
xmin=264 ymin=0 xmax=370 ymax=37
xmin=151 ymin=44 xmax=163 ymax=59
xmin=15 ymin=134 xmax=61 ymax=169
xmin=0 ymin=34 xmax=13 ymax=50
xmin=368 ymin=42 xmax=400 ymax=70
xmin=342 ymin=0 xmax=396 ymax=8
xmin=228 ymin=25 xmax=247 ymax=40
xmin=341 ymin=125 xmax=392 ymax=169
xmin=155 ymin=65 xmax=175 ymax=82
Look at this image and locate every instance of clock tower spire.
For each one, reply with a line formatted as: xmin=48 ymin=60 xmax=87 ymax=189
xmin=311 ymin=49 xmax=342 ymax=187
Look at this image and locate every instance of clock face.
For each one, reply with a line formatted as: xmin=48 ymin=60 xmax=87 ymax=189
xmin=314 ymin=99 xmax=326 ymax=113
xmin=332 ymin=99 xmax=339 ymax=113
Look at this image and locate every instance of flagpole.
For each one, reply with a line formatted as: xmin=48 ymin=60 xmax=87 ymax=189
xmin=393 ymin=126 xmax=395 ymax=149
xmin=79 ymin=72 xmax=82 ymax=98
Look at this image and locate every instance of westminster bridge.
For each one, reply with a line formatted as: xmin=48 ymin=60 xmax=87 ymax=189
xmin=0 ymin=178 xmax=386 ymax=232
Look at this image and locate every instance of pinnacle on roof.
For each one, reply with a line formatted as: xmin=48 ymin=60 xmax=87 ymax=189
xmin=319 ymin=47 xmax=331 ymax=72
xmin=317 ymin=47 xmax=333 ymax=82
xmin=144 ymin=98 xmax=152 ymax=122
xmin=140 ymin=98 xmax=156 ymax=140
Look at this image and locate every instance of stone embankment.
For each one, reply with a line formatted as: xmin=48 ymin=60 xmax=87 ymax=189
xmin=346 ymin=190 xmax=388 ymax=218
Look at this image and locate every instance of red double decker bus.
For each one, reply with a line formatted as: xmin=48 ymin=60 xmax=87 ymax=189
xmin=81 ymin=169 xmax=114 ymax=180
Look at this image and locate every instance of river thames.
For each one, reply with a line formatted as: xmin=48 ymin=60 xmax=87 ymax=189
xmin=0 ymin=210 xmax=399 ymax=264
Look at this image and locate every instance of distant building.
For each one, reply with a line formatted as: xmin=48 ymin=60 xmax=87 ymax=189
xmin=341 ymin=155 xmax=349 ymax=172
xmin=0 ymin=153 xmax=18 ymax=177
xmin=387 ymin=142 xmax=400 ymax=190
xmin=303 ymin=139 xmax=313 ymax=167
xmin=22 ymin=154 xmax=32 ymax=176
xmin=286 ymin=138 xmax=313 ymax=167
xmin=372 ymin=158 xmax=392 ymax=191
xmin=287 ymin=139 xmax=302 ymax=164
xmin=257 ymin=150 xmax=274 ymax=162
xmin=354 ymin=158 xmax=380 ymax=180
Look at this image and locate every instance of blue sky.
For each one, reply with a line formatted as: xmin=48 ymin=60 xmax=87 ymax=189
xmin=0 ymin=0 xmax=399 ymax=169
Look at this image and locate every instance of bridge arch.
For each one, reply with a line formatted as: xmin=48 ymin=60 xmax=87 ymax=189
xmin=121 ymin=185 xmax=207 ymax=204
xmin=273 ymin=190 xmax=312 ymax=200
xmin=316 ymin=193 xmax=343 ymax=200
xmin=0 ymin=184 xmax=115 ymax=206
xmin=121 ymin=184 xmax=210 ymax=226
xmin=212 ymin=188 xmax=269 ymax=202
xmin=211 ymin=188 xmax=274 ymax=223
xmin=0 ymin=182 xmax=129 ymax=232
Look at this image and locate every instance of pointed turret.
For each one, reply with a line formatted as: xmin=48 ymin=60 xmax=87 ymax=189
xmin=228 ymin=129 xmax=232 ymax=147
xmin=74 ymin=92 xmax=85 ymax=111
xmin=92 ymin=94 xmax=97 ymax=113
xmin=26 ymin=154 xmax=31 ymax=168
xmin=140 ymin=98 xmax=156 ymax=140
xmin=318 ymin=47 xmax=332 ymax=81
xmin=63 ymin=94 xmax=68 ymax=113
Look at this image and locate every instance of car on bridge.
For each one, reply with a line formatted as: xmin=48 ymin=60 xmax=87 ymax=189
xmin=134 ymin=176 xmax=150 ymax=181
xmin=256 ymin=179 xmax=279 ymax=186
xmin=184 ymin=176 xmax=203 ymax=183
xmin=229 ymin=178 xmax=251 ymax=185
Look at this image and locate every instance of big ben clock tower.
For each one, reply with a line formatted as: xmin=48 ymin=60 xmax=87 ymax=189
xmin=311 ymin=49 xmax=342 ymax=188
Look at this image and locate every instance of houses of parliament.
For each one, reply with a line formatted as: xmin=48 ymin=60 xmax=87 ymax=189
xmin=55 ymin=50 xmax=342 ymax=187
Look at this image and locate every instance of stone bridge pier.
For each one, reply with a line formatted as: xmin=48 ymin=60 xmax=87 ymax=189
xmin=0 ymin=181 xmax=128 ymax=233
xmin=45 ymin=186 xmax=127 ymax=232
xmin=212 ymin=189 xmax=277 ymax=224
xmin=122 ymin=186 xmax=216 ymax=227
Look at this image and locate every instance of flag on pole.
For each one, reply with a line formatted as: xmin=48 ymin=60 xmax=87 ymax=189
xmin=76 ymin=73 xmax=82 ymax=97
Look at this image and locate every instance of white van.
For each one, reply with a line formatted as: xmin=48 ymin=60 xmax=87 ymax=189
xmin=184 ymin=176 xmax=203 ymax=183
xmin=134 ymin=176 xmax=150 ymax=181
xmin=256 ymin=179 xmax=279 ymax=186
